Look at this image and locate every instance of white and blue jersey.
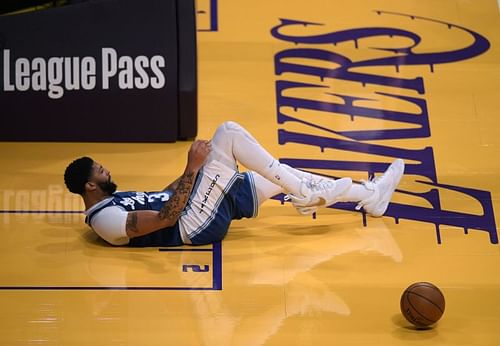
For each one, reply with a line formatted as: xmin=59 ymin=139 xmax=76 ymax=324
xmin=85 ymin=190 xmax=184 ymax=247
xmin=85 ymin=159 xmax=258 ymax=247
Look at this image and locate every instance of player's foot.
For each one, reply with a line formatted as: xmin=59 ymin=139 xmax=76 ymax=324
xmin=287 ymin=176 xmax=353 ymax=210
xmin=355 ymin=159 xmax=405 ymax=217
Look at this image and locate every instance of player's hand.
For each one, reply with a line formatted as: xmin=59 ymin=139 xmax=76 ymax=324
xmin=186 ymin=139 xmax=212 ymax=172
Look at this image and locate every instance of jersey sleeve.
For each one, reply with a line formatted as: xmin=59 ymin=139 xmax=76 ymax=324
xmin=90 ymin=206 xmax=130 ymax=246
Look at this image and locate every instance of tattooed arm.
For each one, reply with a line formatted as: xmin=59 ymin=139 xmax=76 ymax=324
xmin=124 ymin=140 xmax=212 ymax=239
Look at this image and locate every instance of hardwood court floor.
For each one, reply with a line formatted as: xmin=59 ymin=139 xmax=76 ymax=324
xmin=1 ymin=0 xmax=500 ymax=344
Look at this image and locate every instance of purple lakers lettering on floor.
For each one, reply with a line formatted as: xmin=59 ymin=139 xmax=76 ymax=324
xmin=271 ymin=12 xmax=497 ymax=244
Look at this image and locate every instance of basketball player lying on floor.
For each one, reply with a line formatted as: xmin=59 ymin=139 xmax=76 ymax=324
xmin=64 ymin=121 xmax=405 ymax=247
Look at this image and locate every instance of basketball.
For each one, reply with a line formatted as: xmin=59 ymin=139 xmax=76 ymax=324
xmin=400 ymin=282 xmax=445 ymax=328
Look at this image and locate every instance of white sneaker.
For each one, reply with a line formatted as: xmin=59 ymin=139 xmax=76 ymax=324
xmin=356 ymin=159 xmax=405 ymax=217
xmin=286 ymin=177 xmax=353 ymax=211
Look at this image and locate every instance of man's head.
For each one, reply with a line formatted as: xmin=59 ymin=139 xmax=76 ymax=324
xmin=64 ymin=157 xmax=117 ymax=196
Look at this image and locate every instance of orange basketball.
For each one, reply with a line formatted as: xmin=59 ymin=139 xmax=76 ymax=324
xmin=400 ymin=282 xmax=445 ymax=328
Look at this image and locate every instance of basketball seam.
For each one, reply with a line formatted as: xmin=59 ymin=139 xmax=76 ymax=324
xmin=403 ymin=292 xmax=421 ymax=325
xmin=408 ymin=290 xmax=445 ymax=314
xmin=404 ymin=291 xmax=438 ymax=324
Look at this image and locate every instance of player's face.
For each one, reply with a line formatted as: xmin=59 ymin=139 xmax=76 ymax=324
xmin=90 ymin=162 xmax=117 ymax=195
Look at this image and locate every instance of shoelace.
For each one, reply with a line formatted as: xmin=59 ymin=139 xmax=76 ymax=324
xmin=283 ymin=179 xmax=333 ymax=202
xmin=284 ymin=177 xmax=337 ymax=206
xmin=306 ymin=179 xmax=335 ymax=192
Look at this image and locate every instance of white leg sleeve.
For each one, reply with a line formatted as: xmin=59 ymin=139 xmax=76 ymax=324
xmin=208 ymin=121 xmax=303 ymax=196
xmin=281 ymin=164 xmax=313 ymax=180
xmin=250 ymin=172 xmax=284 ymax=206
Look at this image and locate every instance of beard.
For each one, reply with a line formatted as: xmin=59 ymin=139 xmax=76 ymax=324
xmin=98 ymin=177 xmax=117 ymax=195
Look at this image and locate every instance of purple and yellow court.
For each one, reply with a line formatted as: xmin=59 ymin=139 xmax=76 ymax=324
xmin=1 ymin=0 xmax=500 ymax=344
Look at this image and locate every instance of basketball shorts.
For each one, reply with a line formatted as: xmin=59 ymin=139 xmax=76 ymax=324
xmin=178 ymin=159 xmax=258 ymax=245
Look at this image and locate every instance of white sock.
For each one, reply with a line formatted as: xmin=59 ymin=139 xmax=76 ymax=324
xmin=338 ymin=184 xmax=374 ymax=202
xmin=209 ymin=122 xmax=304 ymax=196
xmin=250 ymin=172 xmax=284 ymax=206
xmin=281 ymin=164 xmax=314 ymax=181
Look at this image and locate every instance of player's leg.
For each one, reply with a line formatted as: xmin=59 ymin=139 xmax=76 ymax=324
xmin=206 ymin=122 xmax=239 ymax=171
xmin=291 ymin=159 xmax=405 ymax=217
xmin=207 ymin=121 xmax=352 ymax=205
xmin=207 ymin=121 xmax=301 ymax=195
xmin=250 ymin=172 xmax=283 ymax=206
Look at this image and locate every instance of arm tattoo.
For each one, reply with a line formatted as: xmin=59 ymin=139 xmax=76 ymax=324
xmin=158 ymin=171 xmax=195 ymax=221
xmin=126 ymin=212 xmax=139 ymax=233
